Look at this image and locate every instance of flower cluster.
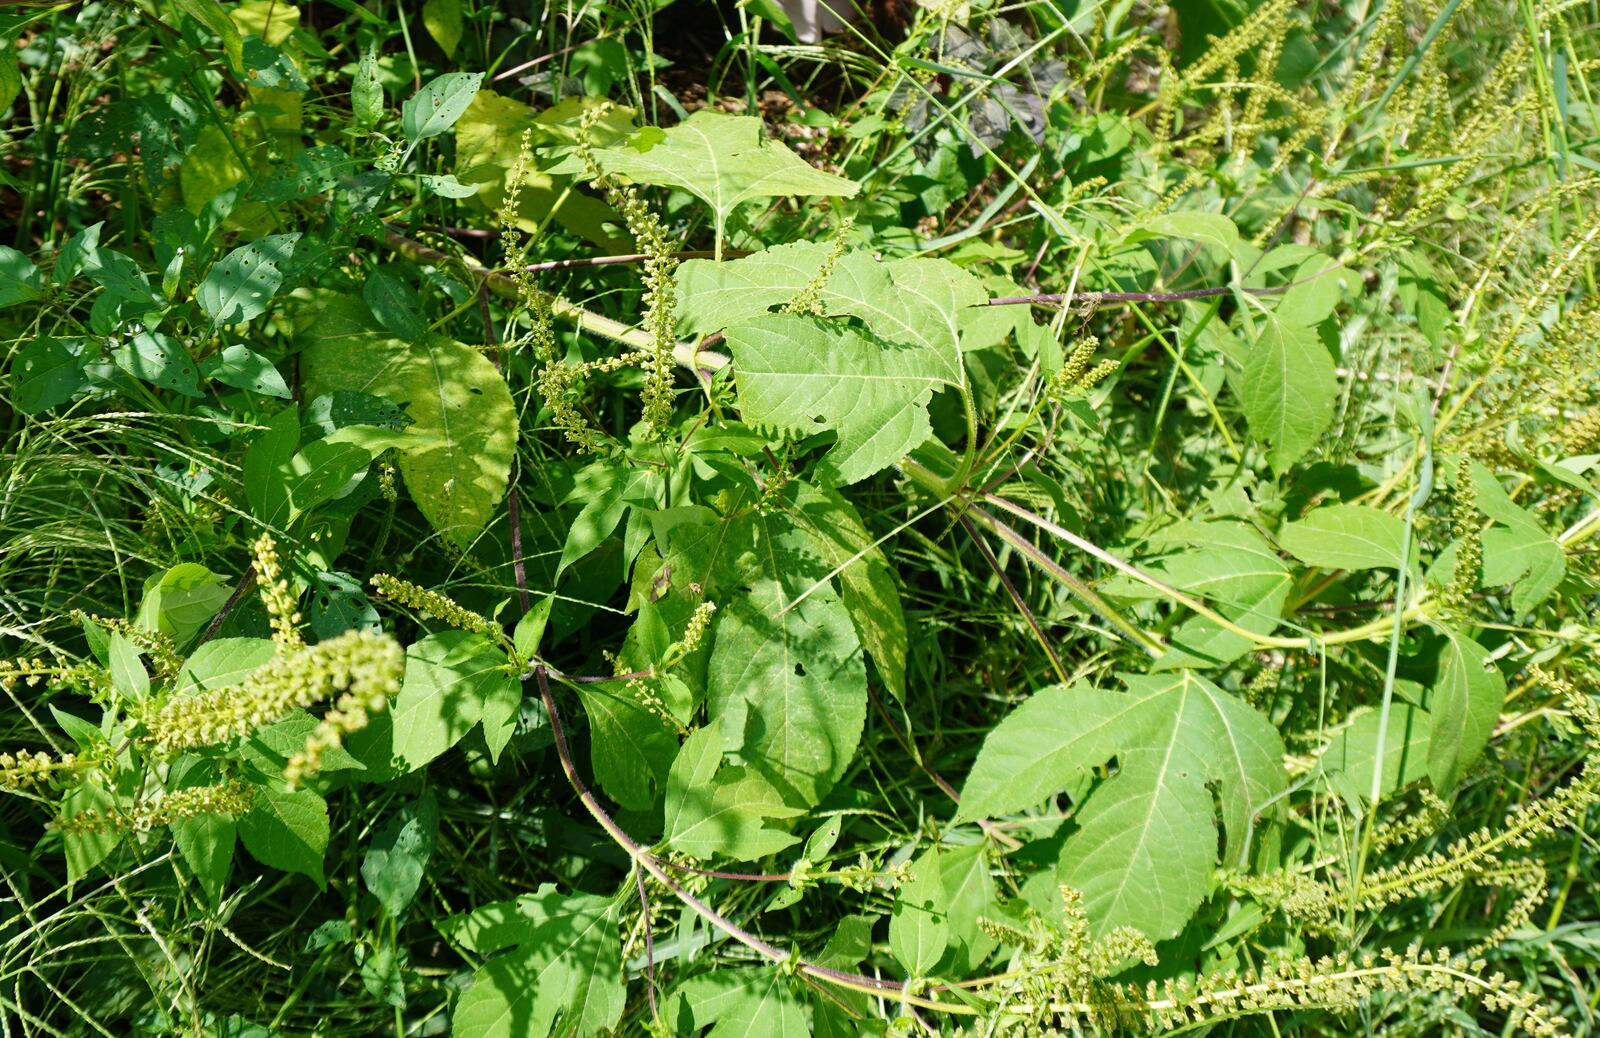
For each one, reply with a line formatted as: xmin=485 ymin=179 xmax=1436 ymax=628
xmin=782 ymin=218 xmax=852 ymax=317
xmin=55 ymin=781 xmax=255 ymax=834
xmin=254 ymin=534 xmax=303 ymax=650
xmin=1045 ymin=336 xmax=1117 ymax=403
xmin=284 ymin=675 xmax=392 ymax=788
xmin=370 ymin=573 xmax=500 ymax=639
xmin=143 ymin=630 xmax=404 ymax=752
xmin=578 ymin=102 xmax=679 ymax=440
xmin=0 ymin=748 xmax=81 ymax=791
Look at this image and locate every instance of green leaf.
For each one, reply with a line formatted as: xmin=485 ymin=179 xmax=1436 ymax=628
xmin=177 ymin=637 xmax=277 ymax=693
xmin=1426 ymin=624 xmax=1506 ymax=791
xmin=114 ymin=330 xmax=203 ymax=398
xmin=678 ymin=243 xmax=985 ymax=388
xmin=706 ymin=510 xmax=868 ymax=806
xmin=419 ymin=173 xmax=480 ymax=198
xmin=202 ymin=343 xmax=291 ymax=398
xmin=1127 ymin=211 xmax=1240 ymax=254
xmin=453 ymin=90 xmax=627 ymax=246
xmin=890 ymin=850 xmax=949 ymax=976
xmin=197 ymin=233 xmax=300 ymax=329
xmin=171 ymin=0 xmax=244 ymax=73
xmin=238 ymin=785 xmax=329 ymax=886
xmin=387 ymin=631 xmax=517 ymax=772
xmin=108 ymin=633 xmax=149 ymax=699
xmin=964 ymin=673 xmax=1285 ymax=938
xmin=53 ymin=222 xmax=103 ymax=285
xmin=513 ymin=597 xmax=554 ymax=660
xmin=11 ymin=337 xmax=84 ymax=412
xmin=362 ymin=793 xmax=438 ymax=918
xmin=363 ymin=267 xmax=427 ymax=341
xmin=790 ymin=482 xmax=907 ymax=700
xmin=1105 ymin=521 xmax=1291 ymax=670
xmin=301 ymin=296 xmax=518 ymax=544
xmin=1238 ymin=312 xmax=1336 ymax=472
xmin=956 ymin=684 xmax=1129 ymax=824
xmin=308 ymin=570 xmax=380 ymax=639
xmin=0 ymin=244 xmax=43 ymax=308
xmin=724 ymin=314 xmax=944 ymax=484
xmin=0 ymin=43 xmax=19 ymax=120
xmin=574 ymin=682 xmax=677 ymax=811
xmin=401 ymin=72 xmax=483 ymax=141
xmin=242 ymin=409 xmax=301 ymax=527
xmin=936 ymin=843 xmax=997 ymax=973
xmin=172 ymin=809 xmax=236 ymax=905
xmin=663 ymin=725 xmax=804 ymax=861
xmin=62 ymin=782 xmax=120 ymax=884
xmin=1280 ymin=503 xmax=1408 ymax=570
xmin=1469 ymin=463 xmax=1566 ymax=613
xmin=422 ymin=0 xmax=463 ymax=56
xmin=451 ymin=891 xmax=623 ymax=1038
xmin=668 ymin=969 xmax=811 ymax=1038
xmin=1272 ymin=256 xmax=1359 ymax=327
xmin=558 ymin=464 xmax=660 ymax=577
xmin=245 ymin=712 xmax=367 ymax=777
xmin=351 ymin=44 xmax=383 ymax=128
xmin=1316 ymin=703 xmax=1433 ymax=809
xmin=1057 ymin=764 xmax=1217 ymax=941
xmin=579 ymin=110 xmax=857 ymax=246
xmin=135 ymin=563 xmax=233 ymax=644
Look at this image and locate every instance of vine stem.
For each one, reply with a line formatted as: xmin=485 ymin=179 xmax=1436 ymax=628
xmin=530 ymin=667 xmax=976 ymax=1014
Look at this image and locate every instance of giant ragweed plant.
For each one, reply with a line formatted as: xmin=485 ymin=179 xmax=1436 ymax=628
xmin=0 ymin=0 xmax=1598 ymax=1035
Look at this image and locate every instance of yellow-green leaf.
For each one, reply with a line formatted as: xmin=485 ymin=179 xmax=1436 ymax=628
xmin=300 ymin=295 xmax=517 ymax=544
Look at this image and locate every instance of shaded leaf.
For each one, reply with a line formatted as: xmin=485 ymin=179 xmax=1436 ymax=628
xmin=238 ymin=785 xmax=329 ymax=886
xmin=300 ymin=295 xmax=517 ymax=544
xmin=664 ymin=725 xmax=803 ymax=861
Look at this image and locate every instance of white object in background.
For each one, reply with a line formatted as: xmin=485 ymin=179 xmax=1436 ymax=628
xmin=775 ymin=0 xmax=860 ymax=42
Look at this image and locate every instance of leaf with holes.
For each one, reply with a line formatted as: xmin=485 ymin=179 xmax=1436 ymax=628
xmin=11 ymin=337 xmax=86 ymax=412
xmin=202 ymin=343 xmax=291 ymax=398
xmin=197 ymin=233 xmax=300 ymax=328
xmin=401 ymin=71 xmax=482 ymax=141
xmin=114 ymin=330 xmax=203 ymax=398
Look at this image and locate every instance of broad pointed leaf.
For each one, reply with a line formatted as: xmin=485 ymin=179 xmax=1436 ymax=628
xmin=724 ymin=314 xmax=942 ymax=484
xmin=581 ymin=110 xmax=857 ymax=243
xmin=706 ymin=509 xmax=867 ymax=806
xmin=301 ymin=295 xmax=517 ymax=544
xmin=1238 ymin=312 xmax=1336 ymax=472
